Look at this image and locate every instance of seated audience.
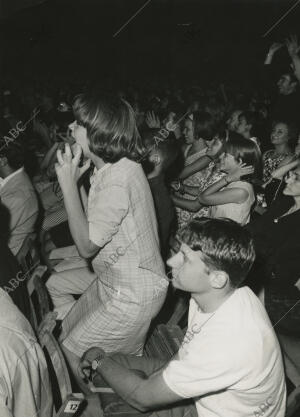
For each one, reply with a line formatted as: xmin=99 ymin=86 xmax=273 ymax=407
xmin=141 ymin=128 xmax=179 ymax=260
xmin=46 ymin=92 xmax=168 ymax=391
xmin=175 ymin=137 xmax=260 ymax=225
xmin=247 ymin=160 xmax=300 ymax=337
xmin=79 ymin=218 xmax=286 ymax=417
xmin=0 ymin=141 xmax=39 ymax=255
xmin=0 ymin=286 xmax=53 ymax=417
xmin=172 ymin=132 xmax=226 ymax=221
xmin=175 ymin=111 xmax=219 ymax=228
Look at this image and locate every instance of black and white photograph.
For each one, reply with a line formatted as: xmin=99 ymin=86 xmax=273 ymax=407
xmin=0 ymin=0 xmax=300 ymax=416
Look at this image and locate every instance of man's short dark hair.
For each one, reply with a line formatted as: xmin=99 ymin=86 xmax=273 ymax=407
xmin=190 ymin=111 xmax=218 ymax=141
xmin=0 ymin=141 xmax=24 ymax=170
xmin=178 ymin=218 xmax=255 ymax=288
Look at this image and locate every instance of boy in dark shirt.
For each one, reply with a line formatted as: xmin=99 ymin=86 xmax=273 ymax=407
xmin=141 ymin=128 xmax=180 ymax=260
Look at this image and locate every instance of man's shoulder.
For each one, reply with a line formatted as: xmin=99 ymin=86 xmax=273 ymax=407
xmin=0 ymin=289 xmax=35 ymax=343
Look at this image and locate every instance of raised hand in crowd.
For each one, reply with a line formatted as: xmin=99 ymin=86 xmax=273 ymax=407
xmin=264 ymin=42 xmax=283 ymax=65
xmin=286 ymin=35 xmax=300 ymax=58
xmin=145 ymin=111 xmax=161 ymax=128
xmin=286 ymin=35 xmax=300 ymax=82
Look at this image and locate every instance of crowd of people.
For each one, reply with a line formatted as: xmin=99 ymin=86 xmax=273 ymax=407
xmin=0 ymin=35 xmax=300 ymax=417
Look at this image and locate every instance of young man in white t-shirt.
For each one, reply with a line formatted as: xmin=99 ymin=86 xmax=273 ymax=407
xmin=79 ymin=218 xmax=286 ymax=417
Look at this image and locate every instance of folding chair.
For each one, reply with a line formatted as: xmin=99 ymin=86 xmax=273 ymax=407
xmin=16 ymin=233 xmax=40 ymax=274
xmin=39 ymin=326 xmax=103 ymax=417
xmin=27 ymin=265 xmax=51 ymax=330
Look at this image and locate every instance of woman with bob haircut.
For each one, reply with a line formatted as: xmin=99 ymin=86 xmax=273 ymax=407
xmin=48 ymin=92 xmax=168 ymax=388
xmin=195 ymin=137 xmax=262 ymax=225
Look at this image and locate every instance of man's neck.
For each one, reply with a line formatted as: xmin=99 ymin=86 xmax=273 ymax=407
xmin=192 ymin=288 xmax=235 ymax=313
xmin=0 ymin=166 xmax=17 ymax=179
xmin=92 ymin=155 xmax=107 ymax=170
xmin=191 ymin=138 xmax=206 ymax=153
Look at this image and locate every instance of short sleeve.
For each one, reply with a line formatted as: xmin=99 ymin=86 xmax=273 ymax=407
xmin=88 ymin=185 xmax=129 ymax=247
xmin=0 ymin=376 xmax=11 ymax=417
xmin=163 ymin=333 xmax=248 ymax=398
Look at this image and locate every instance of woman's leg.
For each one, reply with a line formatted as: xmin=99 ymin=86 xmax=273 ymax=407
xmin=46 ymin=266 xmax=96 ymax=319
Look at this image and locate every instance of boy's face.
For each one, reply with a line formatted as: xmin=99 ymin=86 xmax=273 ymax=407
xmin=167 ymin=243 xmax=212 ymax=293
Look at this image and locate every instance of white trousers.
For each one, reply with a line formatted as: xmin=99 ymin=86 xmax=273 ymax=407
xmin=46 ymin=266 xmax=97 ymax=320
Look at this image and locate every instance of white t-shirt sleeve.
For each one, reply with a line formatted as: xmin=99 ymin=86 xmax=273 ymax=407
xmin=88 ymin=185 xmax=129 ymax=247
xmin=163 ymin=331 xmax=248 ymax=399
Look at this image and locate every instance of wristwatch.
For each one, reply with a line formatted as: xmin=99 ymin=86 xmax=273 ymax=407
xmin=92 ymin=355 xmax=106 ymax=372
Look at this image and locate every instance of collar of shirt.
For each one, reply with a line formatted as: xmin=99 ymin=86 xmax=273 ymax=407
xmin=0 ymin=167 xmax=24 ymax=188
xmin=90 ymin=163 xmax=111 ymax=185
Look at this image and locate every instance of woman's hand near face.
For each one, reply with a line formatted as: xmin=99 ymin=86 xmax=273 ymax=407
xmin=227 ymin=162 xmax=254 ymax=183
xmin=55 ymin=143 xmax=91 ymax=192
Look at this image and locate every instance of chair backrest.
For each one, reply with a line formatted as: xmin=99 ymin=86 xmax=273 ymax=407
xmin=27 ymin=265 xmax=51 ymax=330
xmin=39 ymin=329 xmax=85 ymax=416
xmin=16 ymin=233 xmax=40 ymax=274
xmin=39 ymin=329 xmax=72 ymax=411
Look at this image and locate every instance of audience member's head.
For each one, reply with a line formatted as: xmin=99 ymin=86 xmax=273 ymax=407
xmin=226 ymin=109 xmax=243 ymax=132
xmin=167 ymin=218 xmax=255 ymax=294
xmin=283 ymin=163 xmax=300 ymax=198
xmin=222 ymin=137 xmax=262 ymax=182
xmin=72 ymin=92 xmax=145 ymax=163
xmin=236 ymin=111 xmax=261 ymax=140
xmin=270 ymin=120 xmax=299 ymax=151
xmin=277 ymin=72 xmax=298 ymax=96
xmin=141 ymin=128 xmax=180 ymax=177
xmin=0 ymin=141 xmax=25 ymax=177
xmin=183 ymin=111 xmax=217 ymax=144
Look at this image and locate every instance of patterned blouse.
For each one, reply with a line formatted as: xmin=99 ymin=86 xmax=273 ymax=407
xmin=263 ymin=149 xmax=291 ymax=183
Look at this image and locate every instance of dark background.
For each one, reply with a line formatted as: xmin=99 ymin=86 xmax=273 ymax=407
xmin=0 ymin=0 xmax=300 ymax=87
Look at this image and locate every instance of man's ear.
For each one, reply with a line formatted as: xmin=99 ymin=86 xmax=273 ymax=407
xmin=209 ymin=270 xmax=229 ymax=289
xmin=246 ymin=123 xmax=252 ymax=133
xmin=291 ymin=81 xmax=297 ymax=91
xmin=149 ymin=153 xmax=161 ymax=166
xmin=0 ymin=156 xmax=8 ymax=167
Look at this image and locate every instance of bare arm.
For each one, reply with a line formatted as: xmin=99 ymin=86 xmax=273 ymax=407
xmin=264 ymin=42 xmax=283 ymax=65
xmin=198 ymin=164 xmax=254 ymax=205
xmin=179 ymin=155 xmax=212 ymax=180
xmin=172 ymin=194 xmax=201 ymax=212
xmin=82 ymin=354 xmax=182 ymax=412
xmin=40 ymin=143 xmax=60 ymax=171
xmin=55 ymin=145 xmax=98 ymax=259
